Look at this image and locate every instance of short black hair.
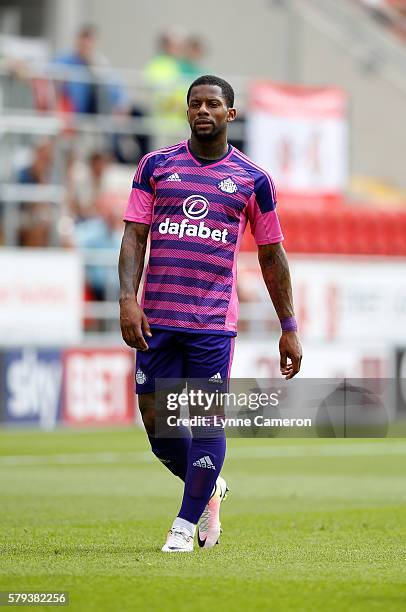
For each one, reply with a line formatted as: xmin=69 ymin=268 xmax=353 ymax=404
xmin=187 ymin=75 xmax=234 ymax=108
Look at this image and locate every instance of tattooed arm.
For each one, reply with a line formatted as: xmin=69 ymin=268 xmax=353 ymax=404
xmin=118 ymin=221 xmax=152 ymax=351
xmin=258 ymin=242 xmax=302 ymax=379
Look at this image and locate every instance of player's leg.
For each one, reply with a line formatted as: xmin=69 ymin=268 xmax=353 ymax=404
xmin=169 ymin=334 xmax=234 ymax=549
xmin=138 ymin=390 xmax=191 ymax=480
xmin=176 ymin=426 xmax=226 ymax=543
xmin=136 ymin=329 xmax=191 ymax=481
xmin=197 ymin=337 xmax=234 ymax=548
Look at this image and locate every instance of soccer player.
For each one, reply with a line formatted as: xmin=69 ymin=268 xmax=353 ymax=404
xmin=119 ymin=75 xmax=302 ymax=552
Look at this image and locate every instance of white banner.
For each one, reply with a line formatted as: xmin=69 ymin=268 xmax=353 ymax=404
xmin=238 ymin=256 xmax=406 ymax=343
xmin=0 ymin=249 xmax=83 ymax=346
xmin=247 ymin=82 xmax=348 ymax=196
xmin=232 ymin=338 xmax=390 ymax=379
xmin=292 ymin=258 xmax=406 ymax=343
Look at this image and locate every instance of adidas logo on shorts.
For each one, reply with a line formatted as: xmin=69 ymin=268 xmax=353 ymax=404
xmin=193 ymin=455 xmax=216 ymax=469
xmin=209 ymin=372 xmax=223 ymax=384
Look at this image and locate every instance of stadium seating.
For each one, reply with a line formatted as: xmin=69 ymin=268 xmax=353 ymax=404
xmin=241 ymin=204 xmax=406 ymax=255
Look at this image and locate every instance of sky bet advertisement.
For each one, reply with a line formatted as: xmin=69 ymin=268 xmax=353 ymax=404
xmin=0 ymin=347 xmax=135 ymax=428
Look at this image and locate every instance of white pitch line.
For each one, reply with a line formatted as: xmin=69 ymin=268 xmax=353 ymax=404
xmin=227 ymin=441 xmax=406 ymax=459
xmin=0 ymin=451 xmax=152 ymax=467
xmin=0 ymin=442 xmax=406 ymax=467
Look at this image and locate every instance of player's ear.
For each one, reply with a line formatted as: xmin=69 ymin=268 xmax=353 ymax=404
xmin=226 ymin=108 xmax=237 ymax=123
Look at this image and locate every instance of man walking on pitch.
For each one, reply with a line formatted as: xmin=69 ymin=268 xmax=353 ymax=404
xmin=119 ymin=75 xmax=302 ymax=552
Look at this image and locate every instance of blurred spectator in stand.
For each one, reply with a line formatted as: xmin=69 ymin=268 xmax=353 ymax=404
xmin=54 ymin=24 xmax=128 ymax=115
xmin=74 ymin=188 xmax=124 ymax=330
xmin=18 ymin=139 xmax=54 ymax=186
xmin=0 ymin=34 xmax=57 ymax=112
xmin=179 ymin=36 xmax=206 ymax=79
xmin=67 ymin=150 xmax=112 ymax=220
xmin=145 ymin=28 xmax=184 ymax=89
xmin=111 ymin=107 xmax=148 ymax=165
xmin=388 ymin=0 xmax=406 ymax=39
xmin=391 ymin=0 xmax=406 ymax=15
xmin=0 ymin=56 xmax=35 ymax=111
xmin=359 ymin=0 xmax=392 ymax=24
xmin=17 ymin=139 xmax=55 ymax=247
xmin=358 ymin=0 xmax=406 ymax=40
xmin=144 ymin=29 xmax=187 ymax=148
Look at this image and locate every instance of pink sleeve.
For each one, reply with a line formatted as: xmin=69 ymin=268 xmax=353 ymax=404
xmin=123 ymin=153 xmax=156 ymax=225
xmin=247 ymin=194 xmax=284 ymax=245
xmin=123 ymin=187 xmax=154 ymax=225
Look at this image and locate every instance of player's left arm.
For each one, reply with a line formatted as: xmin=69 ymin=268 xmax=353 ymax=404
xmin=258 ymin=242 xmax=302 ymax=379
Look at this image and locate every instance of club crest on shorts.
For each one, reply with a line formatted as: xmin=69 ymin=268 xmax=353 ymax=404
xmin=136 ymin=368 xmax=147 ymax=384
xmin=218 ymin=177 xmax=237 ymax=194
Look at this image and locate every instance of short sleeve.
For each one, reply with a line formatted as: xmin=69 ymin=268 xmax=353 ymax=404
xmin=247 ymin=169 xmax=284 ymax=245
xmin=123 ymin=154 xmax=156 ymax=225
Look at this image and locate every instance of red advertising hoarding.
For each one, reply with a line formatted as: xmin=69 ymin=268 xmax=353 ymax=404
xmin=62 ymin=348 xmax=135 ymax=425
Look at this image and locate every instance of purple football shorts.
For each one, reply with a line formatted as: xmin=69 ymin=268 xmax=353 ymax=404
xmin=135 ymin=328 xmax=235 ymax=395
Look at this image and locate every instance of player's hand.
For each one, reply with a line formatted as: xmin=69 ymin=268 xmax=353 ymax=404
xmin=279 ymin=331 xmax=302 ymax=380
xmin=119 ymin=297 xmax=152 ymax=351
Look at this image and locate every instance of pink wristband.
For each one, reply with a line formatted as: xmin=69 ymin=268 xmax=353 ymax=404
xmin=281 ymin=316 xmax=297 ymax=332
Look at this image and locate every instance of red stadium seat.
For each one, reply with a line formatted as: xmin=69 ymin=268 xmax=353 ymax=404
xmin=240 ymin=201 xmax=406 ymax=256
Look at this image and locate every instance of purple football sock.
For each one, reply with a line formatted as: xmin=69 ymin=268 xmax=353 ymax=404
xmin=177 ymin=430 xmax=226 ymax=525
xmin=148 ymin=425 xmax=191 ymax=481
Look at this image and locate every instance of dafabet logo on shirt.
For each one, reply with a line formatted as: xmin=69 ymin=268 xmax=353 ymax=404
xmin=183 ymin=195 xmax=209 ymax=220
xmin=158 ymin=194 xmax=228 ymax=244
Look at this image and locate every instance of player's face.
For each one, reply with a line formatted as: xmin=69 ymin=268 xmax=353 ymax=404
xmin=187 ymin=85 xmax=236 ymax=140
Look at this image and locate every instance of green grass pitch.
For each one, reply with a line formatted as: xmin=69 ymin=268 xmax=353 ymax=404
xmin=0 ymin=428 xmax=405 ymax=611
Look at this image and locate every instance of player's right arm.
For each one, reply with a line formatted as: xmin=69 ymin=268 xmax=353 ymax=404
xmin=119 ymin=154 xmax=156 ymax=350
xmin=119 ymin=221 xmax=151 ymax=351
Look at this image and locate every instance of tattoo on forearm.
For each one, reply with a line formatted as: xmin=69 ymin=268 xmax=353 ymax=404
xmin=258 ymin=243 xmax=295 ymax=320
xmin=119 ymin=223 xmax=149 ymax=301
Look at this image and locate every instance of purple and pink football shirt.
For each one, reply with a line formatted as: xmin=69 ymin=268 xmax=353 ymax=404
xmin=124 ymin=139 xmax=283 ymax=336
